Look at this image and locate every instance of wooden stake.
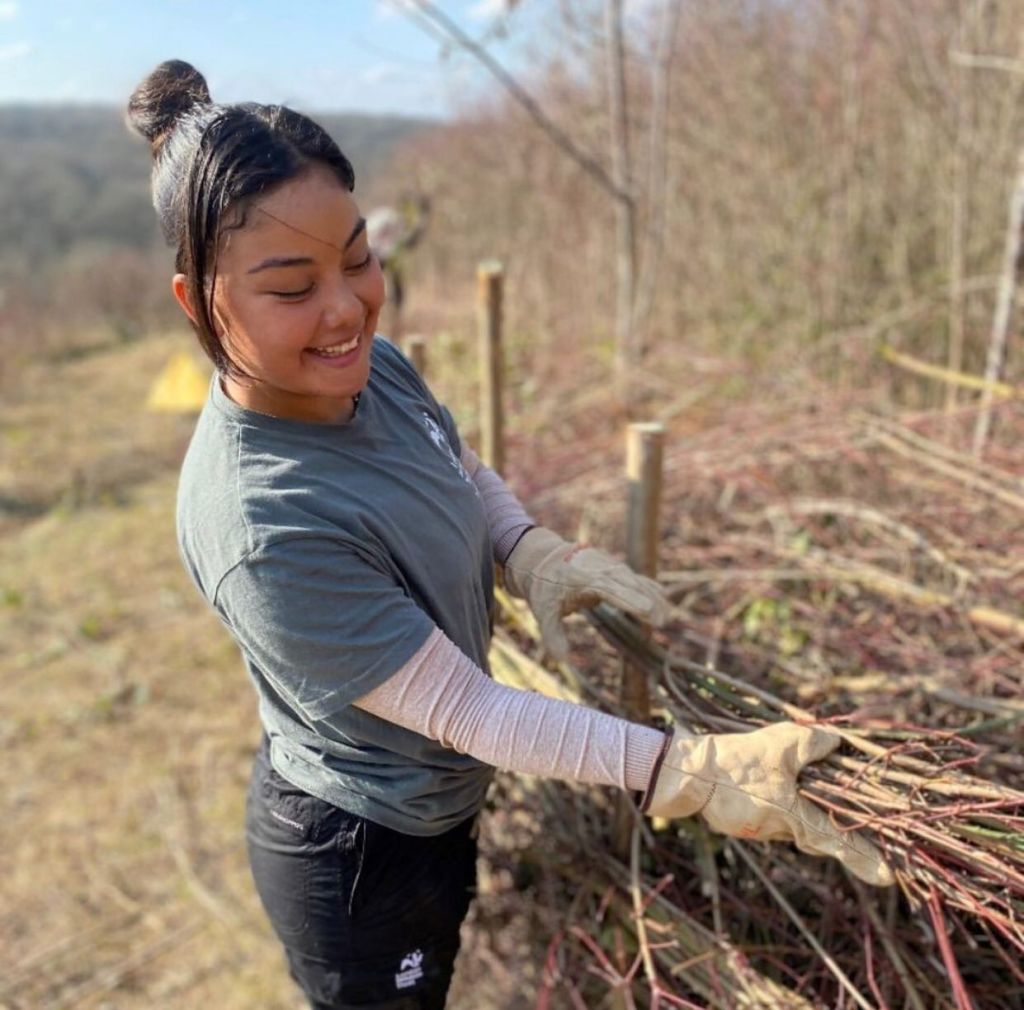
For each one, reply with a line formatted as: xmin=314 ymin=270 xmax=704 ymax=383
xmin=477 ymin=260 xmax=505 ymax=473
xmin=614 ymin=421 xmax=665 ymax=858
xmin=625 ymin=422 xmax=665 ymax=579
xmin=405 ymin=334 xmax=427 ymax=378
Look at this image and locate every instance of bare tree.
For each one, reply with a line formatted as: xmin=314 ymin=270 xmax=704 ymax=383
xmin=401 ymin=0 xmax=682 ymax=401
xmin=605 ymin=0 xmax=637 ymax=393
xmin=631 ymin=0 xmax=684 ymax=347
xmin=945 ymin=0 xmax=971 ymax=422
xmin=973 ymin=145 xmax=1024 ymax=456
xmin=381 ymin=0 xmax=1024 ymax=406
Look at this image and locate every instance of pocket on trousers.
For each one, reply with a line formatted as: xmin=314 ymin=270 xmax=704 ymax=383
xmin=245 ymin=763 xmax=334 ymax=940
xmin=246 ymin=792 xmax=314 ymax=938
xmin=295 ymin=812 xmax=367 ymax=961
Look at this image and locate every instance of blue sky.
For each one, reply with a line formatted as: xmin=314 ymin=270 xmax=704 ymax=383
xmin=0 ymin=0 xmax=537 ymax=118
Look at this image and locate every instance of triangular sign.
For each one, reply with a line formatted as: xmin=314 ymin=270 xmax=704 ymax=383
xmin=147 ymin=351 xmax=210 ymax=413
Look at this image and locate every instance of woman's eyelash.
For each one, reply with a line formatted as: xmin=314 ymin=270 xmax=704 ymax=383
xmin=269 ymin=284 xmax=314 ymax=299
xmin=268 ymin=256 xmax=372 ymax=296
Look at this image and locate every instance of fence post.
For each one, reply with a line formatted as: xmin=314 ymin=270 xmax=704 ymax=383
xmin=625 ymin=422 xmax=665 ymax=580
xmin=613 ymin=421 xmax=665 ymax=858
xmin=477 ymin=260 xmax=505 ymax=473
xmin=405 ymin=334 xmax=427 ymax=378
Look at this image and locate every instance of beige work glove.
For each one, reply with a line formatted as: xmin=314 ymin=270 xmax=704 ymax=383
xmin=504 ymin=527 xmax=671 ymax=660
xmin=643 ymin=721 xmax=894 ymax=887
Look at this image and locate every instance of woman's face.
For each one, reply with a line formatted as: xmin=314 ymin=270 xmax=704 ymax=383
xmin=176 ymin=164 xmax=385 ymax=423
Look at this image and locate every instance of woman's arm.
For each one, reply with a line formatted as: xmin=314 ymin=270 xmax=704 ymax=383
xmin=460 ymin=444 xmax=534 ymax=564
xmin=352 ymin=631 xmax=892 ymax=886
xmin=353 ymin=627 xmax=665 ymax=791
xmin=459 ymin=443 xmax=670 ymax=660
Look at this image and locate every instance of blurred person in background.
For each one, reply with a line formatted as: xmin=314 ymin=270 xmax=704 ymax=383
xmin=367 ymin=192 xmax=430 ymax=341
xmin=127 ymin=59 xmax=892 ymax=1010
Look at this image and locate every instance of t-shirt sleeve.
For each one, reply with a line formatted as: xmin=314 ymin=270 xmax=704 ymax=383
xmin=215 ymin=536 xmax=436 ymax=720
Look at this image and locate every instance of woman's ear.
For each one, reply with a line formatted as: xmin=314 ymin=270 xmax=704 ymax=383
xmin=171 ymin=274 xmax=198 ymax=324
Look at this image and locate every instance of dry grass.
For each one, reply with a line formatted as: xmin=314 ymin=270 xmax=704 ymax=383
xmin=0 ymin=334 xmax=199 ymax=532
xmin=0 ymin=332 xmax=543 ymax=1009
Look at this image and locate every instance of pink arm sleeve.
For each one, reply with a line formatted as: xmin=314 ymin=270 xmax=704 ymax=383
xmin=353 ymin=628 xmax=665 ymax=792
xmin=461 ymin=444 xmax=535 ymax=563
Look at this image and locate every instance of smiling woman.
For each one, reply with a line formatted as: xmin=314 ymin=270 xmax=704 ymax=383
xmin=175 ymin=166 xmax=385 ymax=423
xmin=126 ymin=57 xmax=889 ymax=1010
xmin=126 ymin=59 xmax=385 ymax=424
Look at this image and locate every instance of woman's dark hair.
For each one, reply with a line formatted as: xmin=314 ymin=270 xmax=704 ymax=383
xmin=126 ymin=60 xmax=356 ymax=375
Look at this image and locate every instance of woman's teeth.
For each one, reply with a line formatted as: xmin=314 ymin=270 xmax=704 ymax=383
xmin=310 ymin=334 xmax=360 ymax=357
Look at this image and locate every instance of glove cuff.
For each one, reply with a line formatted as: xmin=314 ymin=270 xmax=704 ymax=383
xmin=503 ymin=526 xmax=567 ymax=598
xmin=639 ymin=727 xmax=675 ymax=814
xmin=641 ymin=729 xmax=715 ymax=819
xmin=497 ymin=523 xmax=536 ymax=565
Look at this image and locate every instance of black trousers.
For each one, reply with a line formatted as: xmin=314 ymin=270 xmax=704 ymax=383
xmin=245 ymin=738 xmax=478 ymax=1009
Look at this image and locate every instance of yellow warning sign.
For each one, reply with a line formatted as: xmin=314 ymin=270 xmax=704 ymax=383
xmin=147 ymin=351 xmax=210 ymax=413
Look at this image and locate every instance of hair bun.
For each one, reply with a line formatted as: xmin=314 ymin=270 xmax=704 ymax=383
xmin=127 ymin=60 xmax=211 ymax=155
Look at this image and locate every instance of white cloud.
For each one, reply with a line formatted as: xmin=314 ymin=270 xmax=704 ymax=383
xmin=0 ymin=1 xmax=18 ymax=21
xmin=0 ymin=40 xmax=31 ymax=62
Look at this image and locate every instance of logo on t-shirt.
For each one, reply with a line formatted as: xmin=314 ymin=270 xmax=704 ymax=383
xmin=395 ymin=948 xmax=425 ymax=989
xmin=421 ymin=412 xmax=474 ymax=489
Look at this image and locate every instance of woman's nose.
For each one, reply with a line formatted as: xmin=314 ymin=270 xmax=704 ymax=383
xmin=322 ymin=277 xmax=364 ymax=329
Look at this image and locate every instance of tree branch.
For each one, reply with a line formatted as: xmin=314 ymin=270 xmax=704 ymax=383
xmin=404 ymin=0 xmax=630 ymax=204
xmin=950 ymin=50 xmax=1024 ymax=75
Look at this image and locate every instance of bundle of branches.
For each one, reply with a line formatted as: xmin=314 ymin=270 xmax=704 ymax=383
xmin=493 ymin=599 xmax=1015 ymax=1007
xmin=648 ymin=410 xmax=1024 ymax=730
xmin=586 ymin=604 xmax=1024 ymax=1008
xmin=523 ymin=403 xmax=1024 ymax=752
xmin=495 ymin=395 xmax=1024 ymax=1005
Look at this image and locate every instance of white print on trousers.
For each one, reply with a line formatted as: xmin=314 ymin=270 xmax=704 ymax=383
xmin=269 ymin=808 xmax=304 ymax=833
xmin=395 ymin=949 xmax=425 ymax=990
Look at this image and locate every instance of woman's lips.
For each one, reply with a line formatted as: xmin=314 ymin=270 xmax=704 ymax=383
xmin=305 ymin=332 xmax=362 ymax=367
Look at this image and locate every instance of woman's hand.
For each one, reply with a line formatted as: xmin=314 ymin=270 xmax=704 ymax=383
xmin=643 ymin=722 xmax=895 ymax=887
xmin=504 ymin=527 xmax=671 ymax=660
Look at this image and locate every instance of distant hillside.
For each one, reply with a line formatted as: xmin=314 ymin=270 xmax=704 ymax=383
xmin=0 ymin=104 xmax=432 ymax=269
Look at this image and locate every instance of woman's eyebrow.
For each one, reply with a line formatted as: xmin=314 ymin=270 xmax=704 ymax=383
xmin=344 ymin=217 xmax=367 ymax=249
xmin=247 ymin=216 xmax=367 ymax=273
xmin=247 ymin=255 xmax=314 ymax=274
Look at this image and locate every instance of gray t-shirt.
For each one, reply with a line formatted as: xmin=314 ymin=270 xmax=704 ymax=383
xmin=176 ymin=337 xmax=495 ymax=835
